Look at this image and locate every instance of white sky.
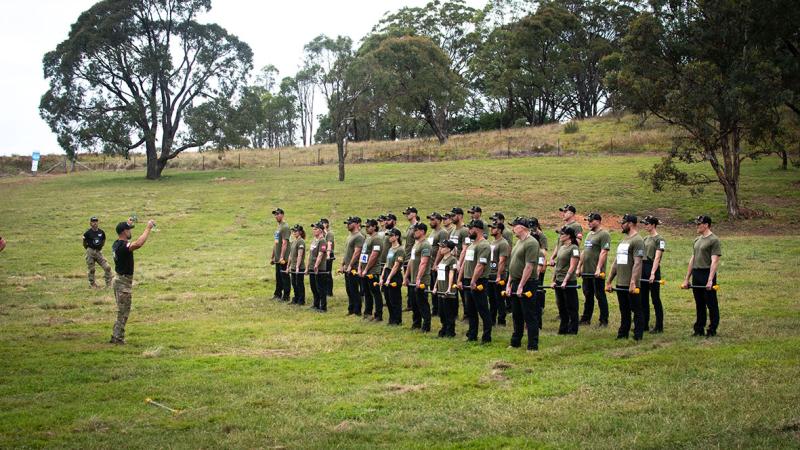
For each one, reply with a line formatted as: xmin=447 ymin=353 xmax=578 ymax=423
xmin=0 ymin=0 xmax=485 ymax=156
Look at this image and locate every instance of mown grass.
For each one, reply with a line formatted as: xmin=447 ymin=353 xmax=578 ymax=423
xmin=0 ymin=155 xmax=799 ymax=448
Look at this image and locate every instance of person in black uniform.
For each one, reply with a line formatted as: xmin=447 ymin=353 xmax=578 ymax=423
xmin=110 ymin=219 xmax=155 ymax=344
xmin=83 ymin=216 xmax=113 ymax=288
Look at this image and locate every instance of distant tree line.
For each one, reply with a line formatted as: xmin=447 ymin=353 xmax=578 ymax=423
xmin=41 ymin=0 xmax=798 ymax=218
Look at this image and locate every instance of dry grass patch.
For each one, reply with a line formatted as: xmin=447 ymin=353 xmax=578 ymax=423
xmin=385 ymin=383 xmax=428 ymax=395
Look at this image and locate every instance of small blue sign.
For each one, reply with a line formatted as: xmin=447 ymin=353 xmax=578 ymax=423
xmin=32 ymin=152 xmax=40 ymax=161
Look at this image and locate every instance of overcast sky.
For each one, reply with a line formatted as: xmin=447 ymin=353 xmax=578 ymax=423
xmin=0 ymin=0 xmax=485 ymax=156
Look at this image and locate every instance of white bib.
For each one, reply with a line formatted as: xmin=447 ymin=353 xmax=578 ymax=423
xmin=427 ymin=237 xmax=434 ymax=245
xmin=359 ymin=253 xmax=368 ymax=264
xmin=616 ymin=243 xmax=630 ymax=265
xmin=465 ymin=249 xmax=475 ymax=262
xmin=410 ymin=248 xmax=416 ymax=260
xmin=437 ymin=263 xmax=446 ymax=280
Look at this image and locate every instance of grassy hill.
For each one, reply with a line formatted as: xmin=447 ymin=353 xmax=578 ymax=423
xmin=0 ymin=155 xmax=799 ymax=448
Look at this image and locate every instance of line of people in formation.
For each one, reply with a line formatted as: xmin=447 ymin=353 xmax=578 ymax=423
xmin=267 ymin=205 xmax=722 ymax=352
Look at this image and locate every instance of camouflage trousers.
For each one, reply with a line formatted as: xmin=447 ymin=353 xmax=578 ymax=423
xmin=86 ymin=248 xmax=112 ymax=286
xmin=112 ymin=275 xmax=133 ymax=342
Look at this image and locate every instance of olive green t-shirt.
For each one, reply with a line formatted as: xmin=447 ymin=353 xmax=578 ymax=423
xmin=614 ymin=233 xmax=645 ymax=286
xmin=436 ymin=255 xmax=458 ymax=293
xmin=404 ymin=223 xmax=417 ymax=259
xmin=409 ymin=240 xmax=433 ymax=286
xmin=449 ymin=225 xmax=469 ymax=257
xmin=502 ymin=228 xmax=514 ymax=247
xmin=384 ymin=246 xmax=405 ymax=278
xmin=643 ymin=233 xmax=666 ymax=261
xmin=463 ymin=239 xmax=491 ymax=279
xmin=272 ymin=221 xmax=291 ymax=262
xmin=582 ymin=229 xmax=611 ymax=273
xmin=692 ymin=233 xmax=722 ymax=269
xmin=343 ymin=231 xmax=365 ymax=269
xmin=325 ymin=231 xmax=335 ymax=258
xmin=359 ymin=234 xmax=384 ymax=275
xmin=288 ymin=238 xmax=306 ymax=270
xmin=554 ymin=221 xmax=582 ymax=253
xmin=428 ymin=227 xmax=449 ymax=261
xmin=554 ymin=244 xmax=580 ymax=283
xmin=488 ymin=237 xmax=511 ymax=277
xmin=509 ymin=235 xmax=541 ymax=281
xmin=537 ymin=232 xmax=549 ymax=252
xmin=380 ymin=227 xmax=395 ymax=264
xmin=308 ymin=237 xmax=328 ymax=270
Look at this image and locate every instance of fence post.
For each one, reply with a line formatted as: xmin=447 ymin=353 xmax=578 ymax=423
xmin=133 ymin=156 xmax=135 ymax=170
xmin=64 ymin=156 xmax=68 ymax=174
xmin=610 ymin=137 xmax=614 ymax=153
xmin=102 ymin=155 xmax=106 ymax=170
xmin=278 ymin=150 xmax=281 ymax=168
xmin=507 ymin=137 xmax=511 ymax=158
xmin=317 ymin=148 xmax=321 ymax=165
xmin=238 ymin=153 xmax=241 ymax=169
xmin=361 ymin=147 xmax=364 ymax=162
xmin=202 ymin=155 xmax=205 ymax=170
xmin=407 ymin=147 xmax=410 ymax=162
xmin=557 ymin=139 xmax=560 ymax=156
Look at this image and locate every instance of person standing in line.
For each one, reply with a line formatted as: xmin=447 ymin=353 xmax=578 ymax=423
xmin=321 ymin=218 xmax=335 ymax=297
xmin=553 ymin=226 xmax=581 ymax=335
xmin=288 ymin=225 xmax=306 ymax=306
xmin=641 ymin=216 xmax=666 ymax=333
xmin=487 ymin=222 xmax=511 ymax=326
xmin=307 ymin=222 xmax=329 ymax=312
xmin=341 ymin=217 xmax=364 ymax=316
xmin=458 ymin=220 xmax=492 ymax=343
xmin=358 ymin=219 xmax=384 ymax=321
xmin=577 ymin=212 xmax=611 ymax=327
xmin=380 ymin=228 xmax=405 ymax=326
xmin=681 ymin=215 xmax=722 ymax=337
xmin=530 ymin=218 xmax=549 ymax=329
xmin=270 ymin=208 xmax=291 ymax=302
xmin=427 ymin=212 xmax=448 ymax=318
xmin=404 ymin=222 xmax=432 ymax=331
xmin=402 ymin=207 xmax=420 ymax=311
xmin=606 ymin=214 xmax=646 ymax=341
xmin=505 ymin=217 xmax=542 ymax=351
xmin=550 ymin=204 xmax=583 ymax=267
xmin=432 ymin=240 xmax=458 ymax=337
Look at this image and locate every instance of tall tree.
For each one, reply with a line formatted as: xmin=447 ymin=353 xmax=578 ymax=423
xmin=304 ymin=35 xmax=370 ymax=181
xmin=39 ymin=0 xmax=252 ymax=179
xmin=365 ymin=35 xmax=466 ymax=144
xmin=609 ymin=0 xmax=788 ymax=218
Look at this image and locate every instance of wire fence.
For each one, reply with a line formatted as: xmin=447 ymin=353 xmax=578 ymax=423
xmin=0 ymin=124 xmax=674 ymax=177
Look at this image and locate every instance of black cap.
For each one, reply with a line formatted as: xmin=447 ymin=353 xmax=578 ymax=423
xmin=364 ymin=218 xmax=379 ymax=227
xmin=694 ymin=215 xmax=712 ymax=225
xmin=272 ymin=208 xmax=285 ymax=215
xmin=403 ymin=206 xmax=418 ymax=215
xmin=385 ymin=213 xmax=397 ymax=221
xmin=528 ymin=217 xmax=540 ymax=229
xmin=586 ymin=212 xmax=602 ymax=222
xmin=344 ymin=216 xmax=362 ymax=225
xmin=377 ymin=215 xmax=387 ymax=222
xmin=467 ymin=219 xmax=485 ymax=229
xmin=490 ymin=212 xmax=505 ymax=221
xmin=559 ymin=204 xmax=576 ymax=213
xmin=427 ymin=212 xmax=443 ymax=220
xmin=620 ymin=214 xmax=638 ymax=224
xmin=642 ymin=215 xmax=661 ymax=225
xmin=559 ymin=226 xmax=577 ymax=238
xmin=90 ymin=216 xmax=99 ymax=222
xmin=115 ymin=222 xmax=133 ymax=234
xmin=468 ymin=206 xmax=482 ymax=213
xmin=413 ymin=222 xmax=428 ymax=232
xmin=443 ymin=240 xmax=456 ymax=250
xmin=443 ymin=212 xmax=453 ymax=219
xmin=388 ymin=228 xmax=402 ymax=237
xmin=291 ymin=224 xmax=304 ymax=232
xmin=451 ymin=207 xmax=464 ymax=215
xmin=312 ymin=222 xmax=325 ymax=229
xmin=319 ymin=218 xmax=329 ymax=225
xmin=489 ymin=221 xmax=505 ymax=231
xmin=510 ymin=216 xmax=530 ymax=227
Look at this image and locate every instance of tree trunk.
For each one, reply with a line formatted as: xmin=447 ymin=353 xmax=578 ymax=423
xmin=721 ymin=179 xmax=740 ymax=219
xmin=145 ymin=140 xmax=159 ymax=179
xmin=780 ymin=149 xmax=788 ymax=170
xmin=337 ymin=137 xmax=346 ymax=182
xmin=421 ymin=103 xmax=447 ymax=145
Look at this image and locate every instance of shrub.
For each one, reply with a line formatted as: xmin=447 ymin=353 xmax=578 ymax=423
xmin=563 ymin=121 xmax=579 ymax=134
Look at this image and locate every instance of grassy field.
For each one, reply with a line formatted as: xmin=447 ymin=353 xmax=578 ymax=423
xmin=1 ymin=154 xmax=799 ymax=448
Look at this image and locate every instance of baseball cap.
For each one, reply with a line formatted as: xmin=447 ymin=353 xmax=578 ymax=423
xmin=443 ymin=240 xmax=456 ymax=250
xmin=403 ymin=206 xmax=418 ymax=214
xmin=490 ymin=212 xmax=505 ymax=221
xmin=364 ymin=218 xmax=379 ymax=227
xmin=115 ymin=222 xmax=133 ymax=234
xmin=467 ymin=219 xmax=485 ymax=229
xmin=642 ymin=215 xmax=661 ymax=225
xmin=694 ymin=215 xmax=712 ymax=225
xmin=586 ymin=212 xmax=602 ymax=222
xmin=451 ymin=207 xmax=464 ymax=215
xmin=344 ymin=216 xmax=362 ymax=225
xmin=468 ymin=205 xmax=482 ymax=213
xmin=377 ymin=215 xmax=387 ymax=222
xmin=271 ymin=208 xmax=285 ymax=215
xmin=291 ymin=224 xmax=304 ymax=232
xmin=559 ymin=204 xmax=576 ymax=213
xmin=385 ymin=213 xmax=398 ymax=221
xmin=427 ymin=212 xmax=443 ymax=220
xmin=388 ymin=228 xmax=402 ymax=238
xmin=620 ymin=214 xmax=638 ymax=224
xmin=510 ymin=216 xmax=530 ymax=227
xmin=319 ymin=218 xmax=329 ymax=225
xmin=311 ymin=222 xmax=325 ymax=229
xmin=413 ymin=222 xmax=428 ymax=232
xmin=488 ymin=221 xmax=505 ymax=231
xmin=90 ymin=216 xmax=99 ymax=222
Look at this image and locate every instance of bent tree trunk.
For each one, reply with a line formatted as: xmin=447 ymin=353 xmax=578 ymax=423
xmin=145 ymin=140 xmax=159 ymax=180
xmin=421 ymin=103 xmax=448 ymax=145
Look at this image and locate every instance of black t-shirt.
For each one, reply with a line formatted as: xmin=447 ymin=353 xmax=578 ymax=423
xmin=112 ymin=240 xmax=134 ymax=275
xmin=83 ymin=228 xmax=106 ymax=250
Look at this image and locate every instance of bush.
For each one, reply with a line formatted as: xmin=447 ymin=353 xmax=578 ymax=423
xmin=512 ymin=118 xmax=529 ymax=128
xmin=563 ymin=121 xmax=579 ymax=134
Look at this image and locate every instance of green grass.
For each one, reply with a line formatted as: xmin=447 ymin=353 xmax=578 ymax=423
xmin=1 ymin=155 xmax=799 ymax=448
